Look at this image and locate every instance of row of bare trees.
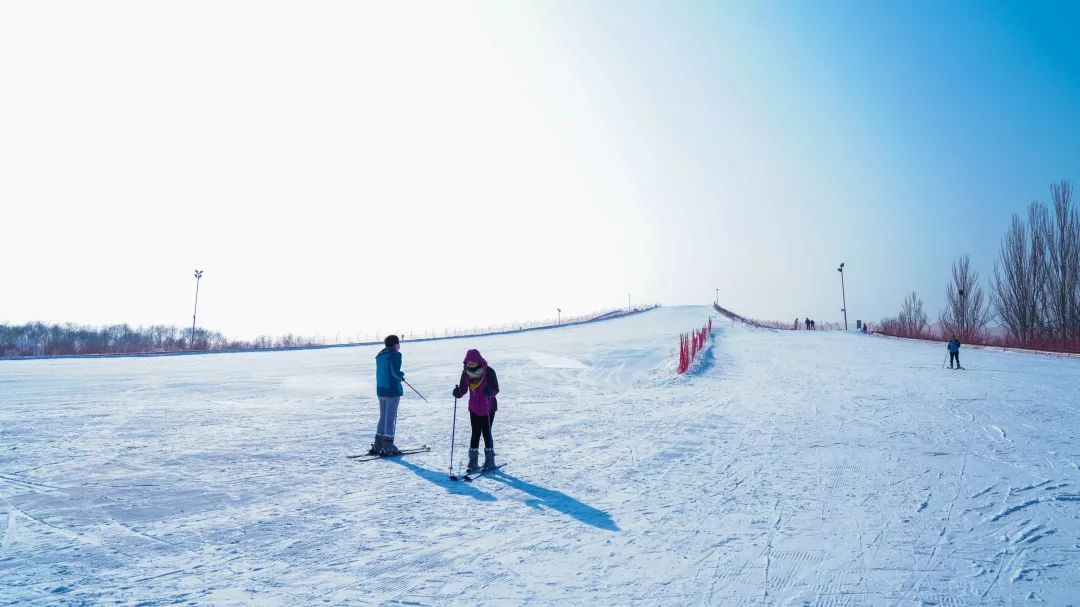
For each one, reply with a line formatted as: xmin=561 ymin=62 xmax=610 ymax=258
xmin=993 ymin=180 xmax=1080 ymax=347
xmin=880 ymin=255 xmax=994 ymax=342
xmin=1 ymin=306 xmax=656 ymax=358
xmin=878 ymin=179 xmax=1080 ymax=353
xmin=0 ymin=323 xmax=321 ymax=358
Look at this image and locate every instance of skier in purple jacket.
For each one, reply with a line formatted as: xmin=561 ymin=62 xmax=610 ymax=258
xmin=451 ymin=349 xmax=500 ymax=472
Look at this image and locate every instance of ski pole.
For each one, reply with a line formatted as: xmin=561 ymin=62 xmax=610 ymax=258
xmin=403 ymin=379 xmax=429 ymax=403
xmin=449 ymin=397 xmax=460 ymax=481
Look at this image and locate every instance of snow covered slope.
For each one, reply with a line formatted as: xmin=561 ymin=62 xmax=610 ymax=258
xmin=2 ymin=305 xmax=1079 ymax=605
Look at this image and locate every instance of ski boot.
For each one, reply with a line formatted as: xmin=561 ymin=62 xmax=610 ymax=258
xmin=466 ymin=448 xmax=480 ymax=472
xmin=367 ymin=434 xmax=385 ymax=456
xmin=482 ymin=448 xmax=496 ymax=471
xmin=379 ymin=436 xmax=402 ymax=456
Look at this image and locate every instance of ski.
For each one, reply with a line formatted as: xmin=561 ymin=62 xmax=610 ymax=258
xmin=347 ymin=446 xmax=430 ymax=461
xmin=464 ymin=463 xmax=506 ymax=482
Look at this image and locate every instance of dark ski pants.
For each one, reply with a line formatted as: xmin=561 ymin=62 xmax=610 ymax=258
xmin=949 ymin=352 xmax=960 ymax=368
xmin=469 ymin=412 xmax=495 ymax=449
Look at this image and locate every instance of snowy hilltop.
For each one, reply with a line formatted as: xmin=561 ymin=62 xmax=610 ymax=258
xmin=2 ymin=305 xmax=1079 ymax=605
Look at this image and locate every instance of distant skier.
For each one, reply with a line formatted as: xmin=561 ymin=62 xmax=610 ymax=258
xmin=794 ymin=318 xmax=799 ymax=330
xmin=947 ymin=335 xmax=962 ymax=369
xmin=451 ymin=349 xmax=500 ymax=472
xmin=369 ymin=335 xmax=406 ymax=456
xmin=810 ymin=319 xmax=816 ymax=330
xmin=805 ymin=318 xmax=811 ymax=330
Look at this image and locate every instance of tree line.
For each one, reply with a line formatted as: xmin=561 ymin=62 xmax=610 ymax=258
xmin=0 ymin=306 xmax=650 ymax=358
xmin=0 ymin=323 xmax=319 ymax=358
xmin=878 ymin=179 xmax=1080 ymax=353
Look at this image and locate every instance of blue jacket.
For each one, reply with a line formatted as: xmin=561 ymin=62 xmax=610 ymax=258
xmin=947 ymin=339 xmax=961 ymax=353
xmin=375 ymin=348 xmax=404 ymax=397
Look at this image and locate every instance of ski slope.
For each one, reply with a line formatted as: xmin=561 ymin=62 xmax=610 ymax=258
xmin=2 ymin=305 xmax=1079 ymax=605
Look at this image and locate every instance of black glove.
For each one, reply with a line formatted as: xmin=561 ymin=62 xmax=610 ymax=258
xmin=452 ymin=386 xmax=465 ymax=399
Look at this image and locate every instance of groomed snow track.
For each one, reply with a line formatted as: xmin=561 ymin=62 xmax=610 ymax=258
xmin=2 ymin=305 xmax=1079 ymax=605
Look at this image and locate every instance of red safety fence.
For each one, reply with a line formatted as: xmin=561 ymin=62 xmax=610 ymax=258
xmin=874 ymin=323 xmax=1080 ymax=356
xmin=713 ymin=304 xmax=843 ymax=331
xmin=678 ymin=318 xmax=713 ymax=374
xmin=713 ymin=302 xmax=1080 ymax=356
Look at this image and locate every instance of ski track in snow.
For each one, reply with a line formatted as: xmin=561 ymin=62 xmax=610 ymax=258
xmin=2 ymin=306 xmax=1080 ymax=605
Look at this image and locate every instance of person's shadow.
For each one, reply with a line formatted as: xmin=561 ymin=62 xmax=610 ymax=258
xmin=388 ymin=458 xmax=497 ymax=502
xmin=486 ymin=470 xmax=619 ymax=531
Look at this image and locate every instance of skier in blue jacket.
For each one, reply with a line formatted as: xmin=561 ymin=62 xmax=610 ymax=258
xmin=947 ymin=335 xmax=962 ymax=369
xmin=370 ymin=335 xmax=406 ymax=455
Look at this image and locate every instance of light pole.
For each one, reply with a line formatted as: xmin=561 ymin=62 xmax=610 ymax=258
xmin=715 ymin=288 xmax=719 ymax=306
xmin=628 ymin=293 xmax=631 ymax=312
xmin=557 ymin=308 xmax=561 ymax=325
xmin=837 ymin=262 xmax=847 ymax=331
xmin=191 ymin=269 xmax=203 ymax=349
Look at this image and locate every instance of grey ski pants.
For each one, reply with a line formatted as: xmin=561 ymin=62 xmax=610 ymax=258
xmin=376 ymin=396 xmax=400 ymax=437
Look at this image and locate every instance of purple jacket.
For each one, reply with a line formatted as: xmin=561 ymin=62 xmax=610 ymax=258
xmin=456 ymin=349 xmax=500 ymax=416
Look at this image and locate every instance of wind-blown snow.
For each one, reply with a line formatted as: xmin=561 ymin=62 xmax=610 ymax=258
xmin=2 ymin=306 xmax=1079 ymax=605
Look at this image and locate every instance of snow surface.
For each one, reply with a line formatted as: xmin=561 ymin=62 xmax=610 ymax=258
xmin=2 ymin=305 xmax=1079 ymax=605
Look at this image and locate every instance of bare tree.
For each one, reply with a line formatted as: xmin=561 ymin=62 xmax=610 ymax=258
xmin=1031 ymin=200 xmax=1053 ymax=336
xmin=993 ymin=202 xmax=1050 ymax=344
xmin=940 ymin=254 xmax=992 ymax=341
xmin=1044 ymin=180 xmax=1080 ymax=342
xmin=898 ymin=291 xmax=928 ymax=336
xmin=876 ymin=316 xmax=898 ymax=334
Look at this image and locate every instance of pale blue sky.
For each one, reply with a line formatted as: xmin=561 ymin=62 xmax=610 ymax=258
xmin=1 ymin=1 xmax=1077 ymax=337
xmin=531 ymin=0 xmax=1080 ymax=323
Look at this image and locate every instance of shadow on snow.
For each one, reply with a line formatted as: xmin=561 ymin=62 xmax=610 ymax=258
xmin=388 ymin=459 xmax=618 ymax=531
xmin=486 ymin=470 xmax=619 ymax=532
xmin=388 ymin=458 xmax=497 ymax=502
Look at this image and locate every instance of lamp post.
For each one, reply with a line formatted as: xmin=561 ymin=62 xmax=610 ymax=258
xmin=837 ymin=262 xmax=847 ymax=331
xmin=715 ymin=288 xmax=719 ymax=306
xmin=628 ymin=293 xmax=631 ymax=312
xmin=557 ymin=308 xmax=561 ymax=325
xmin=191 ymin=269 xmax=203 ymax=349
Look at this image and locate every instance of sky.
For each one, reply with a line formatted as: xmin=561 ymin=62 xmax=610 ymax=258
xmin=2 ymin=1 xmax=1078 ymax=339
